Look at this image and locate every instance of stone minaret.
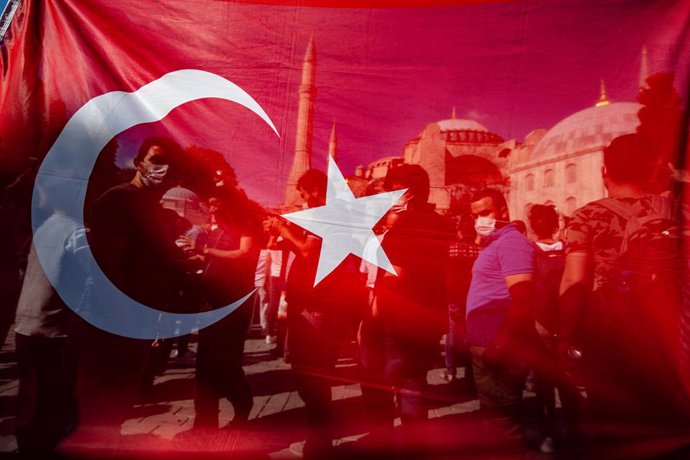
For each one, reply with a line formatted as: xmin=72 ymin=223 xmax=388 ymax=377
xmin=285 ymin=37 xmax=317 ymax=206
xmin=639 ymin=45 xmax=649 ymax=88
xmin=328 ymin=122 xmax=337 ymax=164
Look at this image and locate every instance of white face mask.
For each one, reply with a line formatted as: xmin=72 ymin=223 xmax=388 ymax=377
xmin=474 ymin=216 xmax=497 ymax=236
xmin=140 ymin=163 xmax=169 ymax=188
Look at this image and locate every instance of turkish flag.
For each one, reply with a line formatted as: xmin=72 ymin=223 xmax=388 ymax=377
xmin=2 ymin=0 xmax=690 ymax=458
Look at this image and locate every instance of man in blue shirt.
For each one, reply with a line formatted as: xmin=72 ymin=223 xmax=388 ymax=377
xmin=466 ymin=188 xmax=536 ymax=440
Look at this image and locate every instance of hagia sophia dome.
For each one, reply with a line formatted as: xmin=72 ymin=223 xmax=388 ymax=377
xmin=397 ymin=111 xmax=509 ymax=211
xmin=437 ymin=118 xmax=488 ymax=132
xmin=417 ymin=114 xmax=505 ymax=145
xmin=530 ymin=101 xmax=641 ymax=162
xmin=160 ymin=186 xmax=208 ymax=226
xmin=509 ymin=85 xmax=644 ymax=220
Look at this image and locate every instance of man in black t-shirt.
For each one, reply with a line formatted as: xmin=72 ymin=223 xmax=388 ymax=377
xmin=360 ymin=164 xmax=453 ymax=453
xmin=73 ymin=137 xmax=184 ymax=437
xmin=268 ymin=169 xmax=353 ymax=458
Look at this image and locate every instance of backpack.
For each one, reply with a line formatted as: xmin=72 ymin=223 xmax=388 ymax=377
xmin=533 ymin=244 xmax=565 ymax=335
xmin=597 ymin=196 xmax=683 ymax=305
xmin=591 ymin=195 xmax=689 ymax=419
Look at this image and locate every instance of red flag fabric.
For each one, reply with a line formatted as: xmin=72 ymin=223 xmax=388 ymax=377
xmin=3 ymin=0 xmax=688 ymax=206
xmin=1 ymin=1 xmax=690 ymax=458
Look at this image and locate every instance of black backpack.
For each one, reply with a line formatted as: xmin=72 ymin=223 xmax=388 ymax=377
xmin=597 ymin=196 xmax=683 ymax=310
xmin=534 ymin=244 xmax=565 ymax=335
xmin=592 ymin=195 xmax=689 ymax=419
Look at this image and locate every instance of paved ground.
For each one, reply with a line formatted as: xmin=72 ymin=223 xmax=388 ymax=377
xmin=1 ymin=327 xmax=512 ymax=459
xmin=4 ymin=327 xmax=690 ymax=459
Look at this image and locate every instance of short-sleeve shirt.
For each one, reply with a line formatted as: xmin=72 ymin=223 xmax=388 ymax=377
xmin=565 ymin=196 xmax=668 ymax=291
xmin=466 ymin=224 xmax=535 ymax=347
xmin=378 ymin=204 xmax=454 ymax=307
xmin=204 ymin=220 xmax=260 ymax=306
xmin=89 ymin=183 xmax=181 ymax=310
xmin=285 ymin=233 xmax=360 ymax=313
xmin=376 ymin=204 xmax=454 ymax=339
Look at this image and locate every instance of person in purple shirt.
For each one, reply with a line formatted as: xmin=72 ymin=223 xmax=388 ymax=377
xmin=465 ymin=188 xmax=536 ymax=443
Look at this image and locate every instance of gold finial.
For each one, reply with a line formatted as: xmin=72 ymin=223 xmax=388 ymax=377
xmin=595 ymin=79 xmax=610 ymax=107
xmin=451 ymin=106 xmax=457 ymax=119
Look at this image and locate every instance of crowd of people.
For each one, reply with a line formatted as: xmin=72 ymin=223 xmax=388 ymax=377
xmin=6 ymin=125 xmax=690 ymax=459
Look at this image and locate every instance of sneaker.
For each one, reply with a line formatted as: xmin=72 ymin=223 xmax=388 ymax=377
xmin=175 ymin=350 xmax=196 ymax=367
xmin=440 ymin=370 xmax=456 ymax=383
xmin=525 ymin=370 xmax=537 ymax=392
xmin=539 ymin=436 xmax=555 ymax=454
xmin=288 ymin=441 xmax=305 ymax=458
xmin=266 ymin=335 xmax=277 ymax=345
xmin=303 ymin=436 xmax=332 ymax=459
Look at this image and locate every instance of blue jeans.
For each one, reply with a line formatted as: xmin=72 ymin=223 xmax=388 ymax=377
xmin=444 ymin=303 xmax=466 ymax=375
xmin=288 ymin=307 xmax=337 ymax=431
xmin=15 ymin=334 xmax=77 ymax=453
xmin=194 ymin=299 xmax=253 ymax=427
xmin=359 ymin=314 xmax=436 ymax=426
xmin=264 ymin=276 xmax=285 ymax=336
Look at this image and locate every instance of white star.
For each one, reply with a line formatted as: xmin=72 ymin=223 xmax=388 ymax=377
xmin=281 ymin=156 xmax=406 ymax=286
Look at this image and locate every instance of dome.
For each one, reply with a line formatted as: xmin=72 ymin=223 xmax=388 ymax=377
xmin=162 ymin=186 xmax=202 ymax=203
xmin=436 ymin=118 xmax=489 ymax=133
xmin=420 ymin=118 xmax=503 ymax=144
xmin=161 ymin=186 xmax=208 ymax=226
xmin=531 ymin=102 xmax=641 ymax=161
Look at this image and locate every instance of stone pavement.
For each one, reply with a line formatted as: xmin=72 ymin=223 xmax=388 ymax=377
xmin=0 ymin=328 xmax=538 ymax=459
xmin=4 ymin=325 xmax=690 ymax=459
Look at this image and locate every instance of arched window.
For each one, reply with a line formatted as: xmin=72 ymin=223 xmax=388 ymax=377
xmin=566 ymin=163 xmax=577 ymax=183
xmin=526 ymin=173 xmax=535 ymax=191
xmin=544 ymin=169 xmax=555 ymax=187
xmin=566 ymin=196 xmax=577 ymax=215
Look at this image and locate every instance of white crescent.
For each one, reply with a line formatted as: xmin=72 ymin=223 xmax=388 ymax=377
xmin=32 ymin=69 xmax=279 ymax=339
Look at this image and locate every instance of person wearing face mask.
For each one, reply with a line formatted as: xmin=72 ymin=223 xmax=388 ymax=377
xmin=266 ymin=169 xmax=341 ymax=458
xmin=465 ymin=188 xmax=537 ymax=448
xmin=87 ymin=136 xmax=183 ymax=313
xmin=189 ymin=186 xmax=261 ymax=430
xmin=70 ymin=137 xmax=186 ymax=441
xmin=357 ymin=164 xmax=454 ymax=455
